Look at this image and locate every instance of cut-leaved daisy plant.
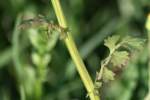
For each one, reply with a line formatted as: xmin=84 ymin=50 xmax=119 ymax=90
xmin=94 ymin=35 xmax=145 ymax=97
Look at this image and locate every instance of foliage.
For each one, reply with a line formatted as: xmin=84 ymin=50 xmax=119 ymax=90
xmin=0 ymin=0 xmax=149 ymax=100
xmin=94 ymin=35 xmax=145 ymax=96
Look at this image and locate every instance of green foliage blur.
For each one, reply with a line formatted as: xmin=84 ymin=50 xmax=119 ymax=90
xmin=0 ymin=0 xmax=150 ymax=100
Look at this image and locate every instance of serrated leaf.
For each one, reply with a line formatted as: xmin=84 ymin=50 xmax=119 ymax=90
xmin=122 ymin=36 xmax=145 ymax=50
xmin=111 ymin=51 xmax=129 ymax=67
xmin=102 ymin=67 xmax=115 ymax=83
xmin=104 ymin=35 xmax=120 ymax=53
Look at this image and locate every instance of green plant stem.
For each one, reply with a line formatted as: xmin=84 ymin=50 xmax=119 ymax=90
xmin=12 ymin=14 xmax=27 ymax=100
xmin=34 ymin=80 xmax=42 ymax=100
xmin=12 ymin=14 xmax=23 ymax=80
xmin=51 ymin=0 xmax=99 ymax=100
xmin=20 ymin=85 xmax=26 ymax=100
xmin=145 ymin=30 xmax=150 ymax=100
xmin=146 ymin=15 xmax=150 ymax=93
xmin=97 ymin=43 xmax=122 ymax=80
xmin=144 ymin=30 xmax=150 ymax=100
xmin=145 ymin=14 xmax=150 ymax=100
xmin=147 ymin=30 xmax=150 ymax=93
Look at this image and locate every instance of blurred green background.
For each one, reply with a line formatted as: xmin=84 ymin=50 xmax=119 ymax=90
xmin=0 ymin=0 xmax=150 ymax=100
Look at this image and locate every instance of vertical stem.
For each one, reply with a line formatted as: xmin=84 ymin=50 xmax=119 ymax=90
xmin=145 ymin=14 xmax=150 ymax=100
xmin=20 ymin=85 xmax=26 ymax=100
xmin=148 ymin=30 xmax=150 ymax=92
xmin=12 ymin=14 xmax=23 ymax=80
xmin=34 ymin=80 xmax=42 ymax=100
xmin=147 ymin=14 xmax=150 ymax=93
xmin=50 ymin=0 xmax=100 ymax=100
xmin=12 ymin=14 xmax=27 ymax=100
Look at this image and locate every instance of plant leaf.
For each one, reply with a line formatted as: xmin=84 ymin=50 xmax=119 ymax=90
xmin=122 ymin=36 xmax=145 ymax=50
xmin=104 ymin=35 xmax=120 ymax=53
xmin=32 ymin=52 xmax=51 ymax=67
xmin=110 ymin=51 xmax=129 ymax=67
xmin=102 ymin=67 xmax=115 ymax=83
xmin=94 ymin=81 xmax=102 ymax=89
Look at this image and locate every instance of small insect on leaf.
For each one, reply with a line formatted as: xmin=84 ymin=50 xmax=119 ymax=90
xmin=102 ymin=67 xmax=115 ymax=83
xmin=110 ymin=51 xmax=129 ymax=67
xmin=104 ymin=35 xmax=120 ymax=53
